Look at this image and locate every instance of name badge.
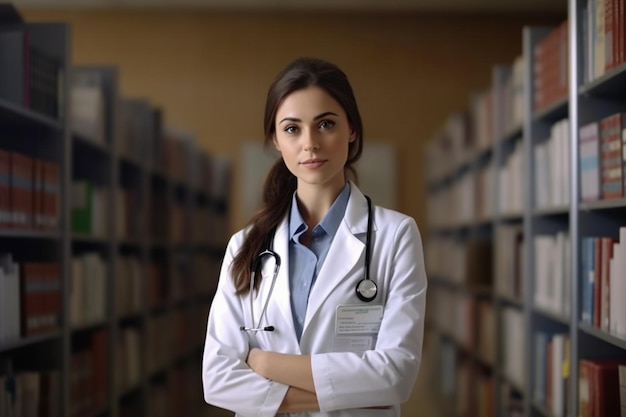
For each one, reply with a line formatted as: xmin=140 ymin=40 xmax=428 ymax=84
xmin=335 ymin=305 xmax=383 ymax=335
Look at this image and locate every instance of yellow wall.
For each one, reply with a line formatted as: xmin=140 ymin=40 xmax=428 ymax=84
xmin=23 ymin=9 xmax=561 ymax=233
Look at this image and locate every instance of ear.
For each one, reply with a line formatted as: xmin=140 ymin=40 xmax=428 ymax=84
xmin=348 ymin=130 xmax=356 ymax=143
xmin=272 ymin=135 xmax=281 ymax=151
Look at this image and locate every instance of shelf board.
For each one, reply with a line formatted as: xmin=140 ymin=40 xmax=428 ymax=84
xmin=72 ymin=133 xmax=111 ymax=155
xmin=119 ymin=239 xmax=143 ymax=248
xmin=195 ymin=189 xmax=210 ymax=201
xmin=580 ymin=197 xmax=626 ymax=211
xmin=532 ymin=96 xmax=568 ymax=123
xmin=495 ymin=294 xmax=524 ymax=309
xmin=119 ymin=154 xmax=144 ymax=170
xmin=118 ymin=311 xmax=144 ymax=323
xmin=173 ymin=243 xmax=193 ymax=252
xmin=475 ymin=217 xmax=495 ymax=229
xmin=174 ymin=179 xmax=190 ymax=192
xmin=0 ymin=229 xmax=61 ymax=239
xmin=501 ymin=124 xmax=523 ymax=144
xmin=0 ymin=98 xmax=64 ymax=130
xmin=497 ymin=371 xmax=525 ymax=394
xmin=470 ymin=285 xmax=493 ymax=298
xmin=148 ymin=302 xmax=169 ymax=315
xmin=498 ymin=212 xmax=524 ymax=222
xmin=118 ymin=383 xmax=142 ymax=400
xmin=532 ymin=306 xmax=570 ymax=326
xmin=531 ymin=400 xmax=556 ymax=417
xmin=533 ymin=205 xmax=569 ymax=217
xmin=0 ymin=330 xmax=61 ymax=352
xmin=72 ymin=234 xmax=109 ymax=244
xmin=150 ymin=240 xmax=170 ymax=250
xmin=580 ymin=61 xmax=626 ymax=98
xmin=579 ymin=322 xmax=626 ymax=350
xmin=472 ymin=144 xmax=494 ymax=167
xmin=150 ymin=168 xmax=169 ymax=183
xmin=428 ymin=276 xmax=464 ymax=291
xmin=71 ymin=320 xmax=109 ymax=334
xmin=474 ymin=353 xmax=496 ymax=370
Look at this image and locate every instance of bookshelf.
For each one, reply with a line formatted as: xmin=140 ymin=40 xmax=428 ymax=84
xmin=0 ymin=6 xmax=230 ymax=417
xmin=425 ymin=1 xmax=626 ymax=416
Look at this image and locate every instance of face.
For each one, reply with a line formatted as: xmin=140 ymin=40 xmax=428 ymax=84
xmin=273 ymin=86 xmax=355 ymax=192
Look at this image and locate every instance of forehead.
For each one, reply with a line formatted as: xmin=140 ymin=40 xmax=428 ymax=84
xmin=276 ymin=86 xmax=344 ymax=119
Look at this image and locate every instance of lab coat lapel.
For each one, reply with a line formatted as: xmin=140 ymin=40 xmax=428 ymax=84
xmin=304 ymin=185 xmax=371 ymax=326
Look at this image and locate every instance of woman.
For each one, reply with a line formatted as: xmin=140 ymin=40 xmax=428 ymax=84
xmin=202 ymin=57 xmax=427 ymax=416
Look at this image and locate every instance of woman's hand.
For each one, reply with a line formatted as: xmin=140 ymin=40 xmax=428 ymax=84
xmin=246 ymin=349 xmax=315 ymax=392
xmin=246 ymin=347 xmax=267 ymax=378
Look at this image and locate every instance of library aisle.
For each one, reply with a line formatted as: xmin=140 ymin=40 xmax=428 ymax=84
xmin=401 ymin=330 xmax=450 ymax=417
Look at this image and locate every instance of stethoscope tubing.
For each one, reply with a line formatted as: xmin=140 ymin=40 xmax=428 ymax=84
xmin=241 ymin=194 xmax=376 ymax=333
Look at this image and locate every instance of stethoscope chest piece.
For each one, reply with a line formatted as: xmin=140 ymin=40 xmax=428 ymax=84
xmin=356 ymin=278 xmax=377 ymax=302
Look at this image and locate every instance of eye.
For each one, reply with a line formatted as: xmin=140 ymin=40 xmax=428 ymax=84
xmin=319 ymin=120 xmax=335 ymax=130
xmin=284 ymin=125 xmax=299 ymax=134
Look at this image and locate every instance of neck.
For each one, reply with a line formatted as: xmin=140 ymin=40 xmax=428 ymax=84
xmin=296 ymin=181 xmax=346 ymax=228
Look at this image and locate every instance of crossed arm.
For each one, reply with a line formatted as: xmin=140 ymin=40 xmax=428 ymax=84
xmin=246 ymin=349 xmax=391 ymax=413
xmin=247 ymin=348 xmax=319 ymax=413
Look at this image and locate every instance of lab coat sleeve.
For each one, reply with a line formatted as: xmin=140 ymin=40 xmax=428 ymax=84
xmin=311 ymin=217 xmax=427 ymax=412
xmin=202 ymin=232 xmax=289 ymax=417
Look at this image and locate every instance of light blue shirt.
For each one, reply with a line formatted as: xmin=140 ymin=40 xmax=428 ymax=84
xmin=288 ymin=183 xmax=351 ymax=342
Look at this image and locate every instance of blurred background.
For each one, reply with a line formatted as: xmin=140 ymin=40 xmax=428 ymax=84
xmin=0 ymin=1 xmax=571 ymax=417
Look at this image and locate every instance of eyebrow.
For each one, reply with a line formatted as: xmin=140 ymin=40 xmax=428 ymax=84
xmin=278 ymin=112 xmax=339 ymax=125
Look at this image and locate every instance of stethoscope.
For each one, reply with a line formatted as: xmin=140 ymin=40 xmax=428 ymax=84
xmin=240 ymin=195 xmax=377 ymax=333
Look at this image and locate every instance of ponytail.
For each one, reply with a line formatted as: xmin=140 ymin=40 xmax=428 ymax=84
xmin=230 ymin=158 xmax=296 ymax=294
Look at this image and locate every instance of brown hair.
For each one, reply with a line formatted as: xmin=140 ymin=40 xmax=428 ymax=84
xmin=231 ymin=57 xmax=364 ymax=294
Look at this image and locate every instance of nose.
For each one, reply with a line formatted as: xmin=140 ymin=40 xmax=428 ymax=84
xmin=303 ymin=130 xmax=319 ymax=152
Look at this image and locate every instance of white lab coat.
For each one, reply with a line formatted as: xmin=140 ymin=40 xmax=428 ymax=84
xmin=202 ymin=184 xmax=427 ymax=417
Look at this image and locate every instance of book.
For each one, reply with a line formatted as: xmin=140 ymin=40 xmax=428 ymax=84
xmin=580 ymin=121 xmax=601 ymax=201
xmin=0 ymin=29 xmax=28 ymax=108
xmin=580 ymin=359 xmax=626 ymax=417
xmin=600 ymin=113 xmax=624 ymax=199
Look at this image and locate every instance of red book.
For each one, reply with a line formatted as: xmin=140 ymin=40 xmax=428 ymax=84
xmin=605 ymin=0 xmax=615 ymax=71
xmin=600 ymin=113 xmax=624 ymax=199
xmin=580 ymin=359 xmax=592 ymax=417
xmin=11 ymin=152 xmax=34 ymax=230
xmin=616 ymin=0 xmax=626 ymax=65
xmin=41 ymin=262 xmax=53 ymax=334
xmin=614 ymin=0 xmax=622 ymax=67
xmin=581 ymin=359 xmax=626 ymax=417
xmin=559 ymin=21 xmax=569 ymax=100
xmin=91 ymin=329 xmax=108 ymax=408
xmin=32 ymin=157 xmax=43 ymax=229
xmin=43 ymin=161 xmax=60 ymax=230
xmin=20 ymin=262 xmax=40 ymax=337
xmin=48 ymin=262 xmax=61 ymax=332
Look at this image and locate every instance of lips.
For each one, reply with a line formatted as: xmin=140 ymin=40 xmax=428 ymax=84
xmin=300 ymin=158 xmax=327 ymax=168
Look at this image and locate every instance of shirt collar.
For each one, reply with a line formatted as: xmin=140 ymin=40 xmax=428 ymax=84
xmin=288 ymin=182 xmax=351 ymax=240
